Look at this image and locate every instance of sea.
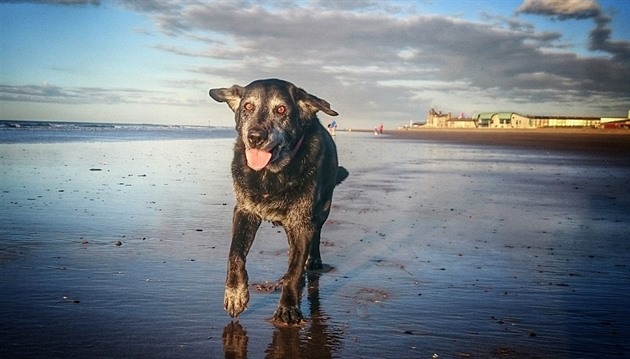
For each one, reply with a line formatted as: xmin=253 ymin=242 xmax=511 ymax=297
xmin=0 ymin=119 xmax=234 ymax=143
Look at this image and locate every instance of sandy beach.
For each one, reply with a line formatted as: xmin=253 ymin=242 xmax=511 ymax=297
xmin=1 ymin=129 xmax=629 ymax=358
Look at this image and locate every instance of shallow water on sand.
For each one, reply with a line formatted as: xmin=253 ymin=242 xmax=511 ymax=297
xmin=1 ymin=133 xmax=629 ymax=358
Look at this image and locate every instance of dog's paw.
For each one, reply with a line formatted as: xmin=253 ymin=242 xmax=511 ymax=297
xmin=305 ymin=257 xmax=323 ymax=271
xmin=272 ymin=305 xmax=304 ymax=325
xmin=224 ymin=284 xmax=249 ymax=318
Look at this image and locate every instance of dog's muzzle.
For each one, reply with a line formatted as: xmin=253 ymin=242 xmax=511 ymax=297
xmin=247 ymin=128 xmax=268 ymax=148
xmin=243 ymin=127 xmax=276 ymax=171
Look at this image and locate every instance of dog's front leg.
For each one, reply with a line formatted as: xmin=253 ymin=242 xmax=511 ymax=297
xmin=273 ymin=223 xmax=313 ymax=324
xmin=225 ymin=207 xmax=261 ymax=318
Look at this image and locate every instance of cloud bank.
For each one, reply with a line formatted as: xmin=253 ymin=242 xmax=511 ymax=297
xmin=517 ymin=0 xmax=630 ymax=62
xmin=2 ymin=0 xmax=629 ymax=126
xmin=131 ymin=0 xmax=628 ymax=121
xmin=0 ymin=83 xmax=198 ymax=106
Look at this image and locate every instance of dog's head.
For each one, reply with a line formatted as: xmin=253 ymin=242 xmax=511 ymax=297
xmin=209 ymin=79 xmax=338 ymax=172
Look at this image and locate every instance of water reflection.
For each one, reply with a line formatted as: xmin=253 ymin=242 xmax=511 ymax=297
xmin=222 ymin=273 xmax=342 ymax=359
xmin=223 ymin=322 xmax=248 ymax=359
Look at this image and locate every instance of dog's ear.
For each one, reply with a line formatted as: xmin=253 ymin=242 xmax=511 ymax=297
xmin=209 ymin=85 xmax=245 ymax=113
xmin=295 ymin=88 xmax=338 ymax=118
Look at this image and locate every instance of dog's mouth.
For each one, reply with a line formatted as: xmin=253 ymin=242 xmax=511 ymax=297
xmin=242 ymin=126 xmax=283 ymax=171
xmin=244 ymin=136 xmax=303 ymax=172
xmin=242 ymin=124 xmax=304 ymax=172
xmin=245 ymin=147 xmax=274 ymax=171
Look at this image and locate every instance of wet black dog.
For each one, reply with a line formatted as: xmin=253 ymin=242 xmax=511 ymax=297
xmin=209 ymin=79 xmax=348 ymax=324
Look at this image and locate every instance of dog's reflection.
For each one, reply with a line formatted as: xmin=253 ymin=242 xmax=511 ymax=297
xmin=223 ymin=321 xmax=248 ymax=359
xmin=222 ymin=273 xmax=341 ymax=359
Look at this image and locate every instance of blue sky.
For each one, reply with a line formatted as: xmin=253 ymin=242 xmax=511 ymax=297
xmin=1 ymin=0 xmax=629 ymax=128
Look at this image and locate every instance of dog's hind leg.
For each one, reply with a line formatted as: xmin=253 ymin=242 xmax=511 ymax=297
xmin=224 ymin=207 xmax=262 ymax=318
xmin=305 ymin=228 xmax=323 ymax=271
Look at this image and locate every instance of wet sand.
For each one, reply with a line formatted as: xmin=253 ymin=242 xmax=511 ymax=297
xmin=389 ymin=128 xmax=630 ymax=158
xmin=1 ymin=131 xmax=629 ymax=358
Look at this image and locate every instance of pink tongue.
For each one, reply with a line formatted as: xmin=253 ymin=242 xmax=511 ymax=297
xmin=245 ymin=149 xmax=272 ymax=171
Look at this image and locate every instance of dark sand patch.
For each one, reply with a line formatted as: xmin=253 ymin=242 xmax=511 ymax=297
xmin=389 ymin=128 xmax=630 ymax=158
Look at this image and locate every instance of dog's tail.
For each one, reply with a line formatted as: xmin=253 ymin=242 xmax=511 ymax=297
xmin=336 ymin=166 xmax=349 ymax=185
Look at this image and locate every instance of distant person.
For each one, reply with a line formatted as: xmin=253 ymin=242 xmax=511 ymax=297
xmin=374 ymin=123 xmax=383 ymax=135
xmin=328 ymin=120 xmax=337 ymax=136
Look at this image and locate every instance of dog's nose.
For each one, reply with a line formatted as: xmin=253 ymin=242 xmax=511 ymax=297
xmin=247 ymin=129 xmax=268 ymax=147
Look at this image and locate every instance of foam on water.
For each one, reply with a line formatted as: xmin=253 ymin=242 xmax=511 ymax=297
xmin=0 ymin=120 xmax=234 ymax=143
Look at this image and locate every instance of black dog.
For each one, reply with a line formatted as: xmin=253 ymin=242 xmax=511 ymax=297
xmin=209 ymin=79 xmax=348 ymax=324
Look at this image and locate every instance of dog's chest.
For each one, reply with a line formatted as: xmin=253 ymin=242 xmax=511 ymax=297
xmin=234 ymin=171 xmax=313 ymax=221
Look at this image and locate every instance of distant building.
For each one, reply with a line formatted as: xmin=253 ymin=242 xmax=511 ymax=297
xmin=527 ymin=115 xmax=600 ymax=128
xmin=475 ymin=112 xmax=603 ymax=128
xmin=476 ymin=113 xmax=493 ymax=127
xmin=426 ymin=109 xmax=477 ymax=128
xmin=476 ymin=112 xmax=529 ymax=128
xmin=600 ymin=116 xmax=630 ymax=129
xmin=425 ymin=109 xmax=451 ymax=127
xmin=446 ymin=117 xmax=477 ymax=128
xmin=423 ymin=109 xmax=629 ymax=129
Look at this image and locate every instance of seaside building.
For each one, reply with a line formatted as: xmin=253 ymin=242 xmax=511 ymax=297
xmin=600 ymin=111 xmax=630 ymax=128
xmin=422 ymin=108 xmax=630 ymax=129
xmin=457 ymin=111 xmax=616 ymax=129
xmin=526 ymin=115 xmax=601 ymax=128
xmin=476 ymin=112 xmax=530 ymax=128
xmin=446 ymin=117 xmax=478 ymax=128
xmin=474 ymin=112 xmax=599 ymax=128
xmin=425 ymin=109 xmax=477 ymax=128
xmin=425 ymin=109 xmax=451 ymax=127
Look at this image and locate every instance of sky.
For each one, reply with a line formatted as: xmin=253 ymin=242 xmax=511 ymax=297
xmin=1 ymin=0 xmax=629 ymax=129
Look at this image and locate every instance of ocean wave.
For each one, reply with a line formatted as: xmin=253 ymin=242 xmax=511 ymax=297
xmin=0 ymin=120 xmax=234 ymax=143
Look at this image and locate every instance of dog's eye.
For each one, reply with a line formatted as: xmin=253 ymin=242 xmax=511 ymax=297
xmin=244 ymin=103 xmax=255 ymax=111
xmin=276 ymin=105 xmax=286 ymax=114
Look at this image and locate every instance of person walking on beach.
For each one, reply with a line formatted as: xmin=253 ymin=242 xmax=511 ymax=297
xmin=374 ymin=123 xmax=384 ymax=135
xmin=328 ymin=120 xmax=337 ymax=136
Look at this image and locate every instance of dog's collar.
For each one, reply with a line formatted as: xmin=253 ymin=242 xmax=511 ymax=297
xmin=289 ymin=135 xmax=305 ymax=161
